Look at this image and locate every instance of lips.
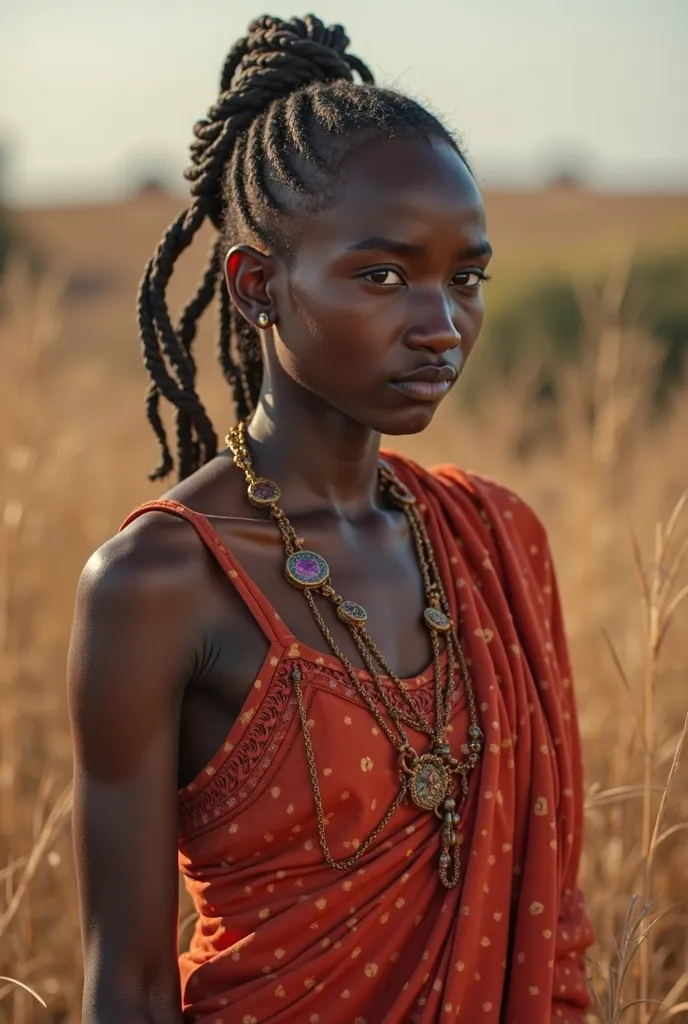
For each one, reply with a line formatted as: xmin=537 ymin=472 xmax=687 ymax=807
xmin=393 ymin=364 xmax=459 ymax=384
xmin=388 ymin=363 xmax=459 ymax=403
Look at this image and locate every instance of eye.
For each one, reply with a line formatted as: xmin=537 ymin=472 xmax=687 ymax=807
xmin=452 ymin=269 xmax=491 ymax=288
xmin=362 ymin=268 xmax=405 ymax=286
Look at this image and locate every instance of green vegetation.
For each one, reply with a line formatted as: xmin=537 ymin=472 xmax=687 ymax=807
xmin=470 ymin=249 xmax=688 ymax=412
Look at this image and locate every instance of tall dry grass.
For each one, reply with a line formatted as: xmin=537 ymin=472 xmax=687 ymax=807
xmin=0 ymin=257 xmax=686 ymax=1023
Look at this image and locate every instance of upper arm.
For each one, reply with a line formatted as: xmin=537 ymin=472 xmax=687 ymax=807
xmin=67 ymin=519 xmax=200 ymax=1020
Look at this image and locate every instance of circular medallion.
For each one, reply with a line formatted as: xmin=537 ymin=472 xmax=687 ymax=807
xmin=468 ymin=724 xmax=483 ymax=740
xmin=409 ymin=754 xmax=450 ymax=811
xmin=248 ymin=477 xmax=281 ymax=507
xmin=337 ymin=600 xmax=368 ymax=626
xmin=424 ymin=606 xmax=451 ymax=633
xmin=285 ymin=550 xmax=330 ymax=589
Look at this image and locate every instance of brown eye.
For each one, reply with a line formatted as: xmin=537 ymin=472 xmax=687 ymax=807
xmin=364 ymin=269 xmax=404 ymax=286
xmin=452 ymin=270 xmax=488 ymax=288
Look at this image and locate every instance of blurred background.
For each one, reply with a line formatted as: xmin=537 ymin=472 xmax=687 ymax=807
xmin=1 ymin=2 xmax=687 ymax=1021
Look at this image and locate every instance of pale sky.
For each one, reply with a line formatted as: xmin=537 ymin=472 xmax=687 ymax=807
xmin=1 ymin=0 xmax=687 ymax=206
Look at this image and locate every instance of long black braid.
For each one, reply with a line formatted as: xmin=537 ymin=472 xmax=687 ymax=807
xmin=138 ymin=13 xmax=466 ymax=481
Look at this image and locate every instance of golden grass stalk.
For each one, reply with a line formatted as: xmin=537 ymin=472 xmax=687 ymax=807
xmin=0 ymin=259 xmax=73 ymax=1021
xmin=568 ymin=262 xmax=688 ymax=1023
xmin=584 ymin=502 xmax=688 ymax=1023
xmin=0 ymin=980 xmax=46 ymax=1011
xmin=0 ymin=785 xmax=72 ymax=940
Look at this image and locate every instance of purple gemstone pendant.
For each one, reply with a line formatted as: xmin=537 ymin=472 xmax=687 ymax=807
xmin=337 ymin=600 xmax=368 ymax=626
xmin=248 ymin=477 xmax=281 ymax=507
xmin=285 ymin=550 xmax=330 ymax=589
xmin=424 ymin=607 xmax=451 ymax=633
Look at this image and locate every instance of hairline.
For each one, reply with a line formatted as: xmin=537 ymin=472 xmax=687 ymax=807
xmin=223 ymin=122 xmax=466 ymax=264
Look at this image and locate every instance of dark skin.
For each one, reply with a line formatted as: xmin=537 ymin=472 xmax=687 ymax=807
xmin=68 ymin=135 xmax=491 ymax=1023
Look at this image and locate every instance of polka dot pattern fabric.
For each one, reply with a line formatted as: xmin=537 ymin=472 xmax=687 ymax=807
xmin=120 ymin=453 xmax=593 ymax=1023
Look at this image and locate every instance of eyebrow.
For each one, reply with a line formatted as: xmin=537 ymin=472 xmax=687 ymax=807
xmin=343 ymin=236 xmax=493 ymax=260
xmin=345 ymin=236 xmax=424 ymax=257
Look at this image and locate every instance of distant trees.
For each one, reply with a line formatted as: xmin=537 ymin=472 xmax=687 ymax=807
xmin=625 ymin=250 xmax=688 ymax=404
xmin=0 ymin=141 xmax=13 ymax=278
xmin=476 ymin=250 xmax=688 ymax=415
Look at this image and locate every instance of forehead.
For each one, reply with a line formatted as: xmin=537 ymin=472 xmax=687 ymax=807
xmin=301 ymin=135 xmax=486 ymax=249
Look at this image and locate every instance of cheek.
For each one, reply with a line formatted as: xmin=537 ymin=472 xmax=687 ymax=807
xmin=283 ymin=275 xmax=387 ymax=363
xmin=270 ymin=282 xmax=366 ymax=392
xmin=462 ymin=294 xmax=485 ymax=349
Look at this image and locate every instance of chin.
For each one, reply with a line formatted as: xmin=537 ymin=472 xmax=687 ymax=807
xmin=368 ymin=404 xmax=439 ymax=437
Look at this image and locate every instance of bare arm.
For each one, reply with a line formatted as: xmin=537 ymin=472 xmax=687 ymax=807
xmin=68 ymin=516 xmax=202 ymax=1024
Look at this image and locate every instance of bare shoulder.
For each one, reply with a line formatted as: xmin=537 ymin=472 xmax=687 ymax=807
xmin=69 ymin=455 xmax=243 ymax=704
xmin=71 ymin=453 xmax=244 ymax=671
xmin=77 ymin=507 xmax=206 ymax=620
xmin=81 ymin=449 xmax=242 ymax=601
xmin=68 ymin=510 xmax=210 ymax=770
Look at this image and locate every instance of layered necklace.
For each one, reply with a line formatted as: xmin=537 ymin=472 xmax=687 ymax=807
xmin=226 ymin=420 xmax=483 ymax=889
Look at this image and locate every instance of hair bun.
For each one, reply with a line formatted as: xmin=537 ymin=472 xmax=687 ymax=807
xmin=220 ymin=14 xmax=373 ymax=96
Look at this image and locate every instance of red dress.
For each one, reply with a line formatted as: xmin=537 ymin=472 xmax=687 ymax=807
xmin=120 ymin=453 xmax=593 ymax=1023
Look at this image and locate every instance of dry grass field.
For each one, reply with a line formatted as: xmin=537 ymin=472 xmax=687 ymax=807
xmin=1 ymin=188 xmax=687 ymax=1022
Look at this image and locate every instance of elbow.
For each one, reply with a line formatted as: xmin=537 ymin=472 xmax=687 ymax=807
xmin=83 ymin=1008 xmax=183 ymax=1024
xmin=81 ymin=943 xmax=183 ymax=1024
xmin=82 ymin=991 xmax=184 ymax=1024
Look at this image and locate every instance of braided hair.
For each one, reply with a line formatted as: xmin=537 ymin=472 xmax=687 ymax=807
xmin=138 ymin=14 xmax=466 ymax=482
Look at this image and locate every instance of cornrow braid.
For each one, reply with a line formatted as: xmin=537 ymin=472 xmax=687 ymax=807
xmin=138 ymin=13 xmax=466 ymax=481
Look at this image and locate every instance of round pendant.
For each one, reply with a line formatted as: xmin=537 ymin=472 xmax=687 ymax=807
xmin=248 ymin=477 xmax=281 ymax=507
xmin=424 ymin=606 xmax=451 ymax=633
xmin=337 ymin=600 xmax=368 ymax=626
xmin=408 ymin=754 xmax=450 ymax=811
xmin=285 ymin=550 xmax=330 ymax=589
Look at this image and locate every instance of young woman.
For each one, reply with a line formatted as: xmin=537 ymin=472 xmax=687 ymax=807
xmin=68 ymin=14 xmax=593 ymax=1024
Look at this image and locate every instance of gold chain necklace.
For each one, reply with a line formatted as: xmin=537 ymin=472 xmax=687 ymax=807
xmin=226 ymin=421 xmax=483 ymax=889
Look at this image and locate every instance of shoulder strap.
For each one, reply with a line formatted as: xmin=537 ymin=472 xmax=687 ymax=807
xmin=119 ymin=499 xmax=288 ymax=645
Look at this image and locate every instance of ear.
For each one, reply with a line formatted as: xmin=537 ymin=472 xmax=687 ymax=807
xmin=224 ymin=245 xmax=277 ymax=328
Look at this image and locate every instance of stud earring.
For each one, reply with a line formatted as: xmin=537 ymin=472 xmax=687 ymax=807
xmin=257 ymin=312 xmax=270 ymax=329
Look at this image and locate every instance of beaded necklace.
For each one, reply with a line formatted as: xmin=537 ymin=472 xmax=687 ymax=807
xmin=226 ymin=421 xmax=483 ymax=888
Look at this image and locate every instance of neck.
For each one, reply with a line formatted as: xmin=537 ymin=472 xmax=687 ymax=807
xmin=244 ymin=386 xmax=383 ymax=521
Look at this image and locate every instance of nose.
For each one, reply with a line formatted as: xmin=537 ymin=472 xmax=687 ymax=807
xmin=404 ymin=289 xmax=462 ymax=355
